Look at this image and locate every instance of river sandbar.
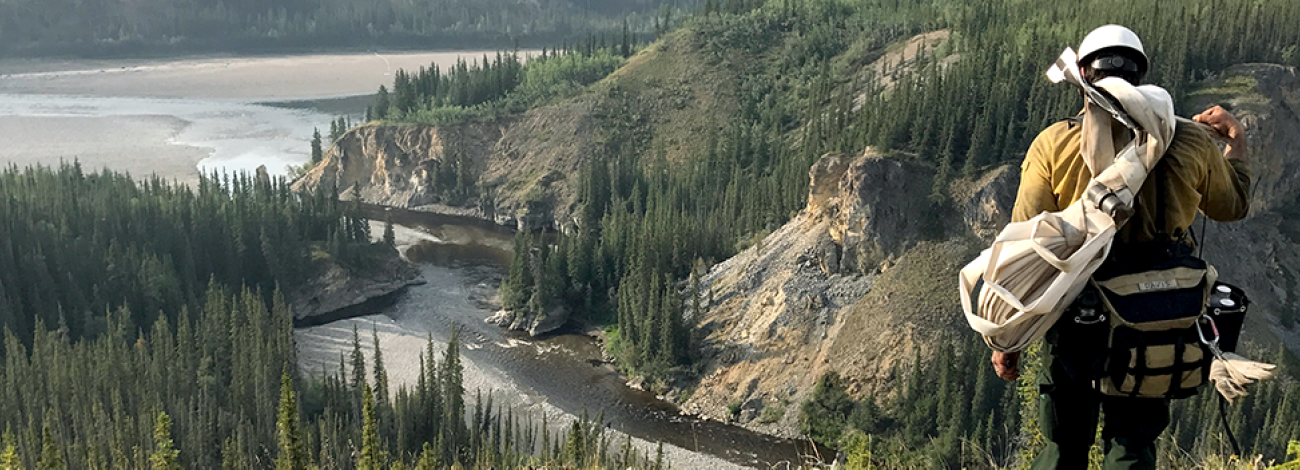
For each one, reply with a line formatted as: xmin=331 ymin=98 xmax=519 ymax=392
xmin=0 ymin=114 xmax=207 ymax=186
xmin=0 ymin=51 xmax=532 ymax=101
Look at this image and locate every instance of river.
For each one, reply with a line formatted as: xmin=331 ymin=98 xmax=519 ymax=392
xmin=0 ymin=51 xmax=522 ymax=184
xmin=0 ymin=53 xmax=821 ymax=469
xmin=297 ymin=208 xmax=826 ymax=469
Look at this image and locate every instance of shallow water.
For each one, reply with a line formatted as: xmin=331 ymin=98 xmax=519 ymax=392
xmin=295 ymin=210 xmax=826 ymax=469
xmin=0 ymin=51 xmax=525 ymax=181
xmin=0 ymin=93 xmax=324 ymax=180
xmin=2 ymin=52 xmax=822 ymax=469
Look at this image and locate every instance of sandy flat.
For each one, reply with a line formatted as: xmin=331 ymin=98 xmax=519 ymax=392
xmin=0 ymin=114 xmax=207 ymax=186
xmin=0 ymin=51 xmax=532 ymax=101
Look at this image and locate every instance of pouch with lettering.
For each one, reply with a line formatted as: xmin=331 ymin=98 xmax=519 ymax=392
xmin=1091 ymin=244 xmax=1214 ymax=399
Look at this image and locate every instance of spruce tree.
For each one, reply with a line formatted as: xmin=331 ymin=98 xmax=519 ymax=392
xmin=0 ymin=427 xmax=19 ymax=470
xmin=350 ymin=323 xmax=367 ymax=396
xmin=383 ymin=215 xmax=396 ymax=248
xmin=311 ymin=128 xmax=324 ymax=164
xmin=441 ymin=328 xmax=466 ymax=460
xmin=357 ymin=383 xmax=384 ymax=470
xmin=150 ymin=411 xmax=181 ymax=470
xmin=415 ymin=442 xmax=440 ymax=470
xmin=372 ymin=326 xmax=389 ymax=405
xmin=375 ymin=85 xmax=391 ymax=120
xmin=275 ymin=372 xmax=306 ymax=470
xmin=37 ymin=424 xmax=62 ymax=470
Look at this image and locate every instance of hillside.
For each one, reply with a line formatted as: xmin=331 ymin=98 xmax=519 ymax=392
xmin=292 ymin=0 xmax=1300 ymax=465
xmin=292 ymin=26 xmax=756 ymax=232
xmin=675 ymin=64 xmax=1300 ymax=467
xmin=0 ymin=0 xmax=700 ymax=57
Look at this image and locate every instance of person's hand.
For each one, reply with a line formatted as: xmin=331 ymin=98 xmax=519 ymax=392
xmin=992 ymin=350 xmax=1020 ymax=381
xmin=1193 ymin=105 xmax=1248 ymax=161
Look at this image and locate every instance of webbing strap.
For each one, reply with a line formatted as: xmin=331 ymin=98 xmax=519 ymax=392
xmin=970 ymin=277 xmax=985 ymax=320
xmin=1155 ymin=157 xmax=1168 ymax=240
xmin=1130 ymin=344 xmax=1147 ymax=398
xmin=1170 ymin=334 xmax=1187 ymax=398
xmin=1218 ymin=394 xmax=1242 ymax=456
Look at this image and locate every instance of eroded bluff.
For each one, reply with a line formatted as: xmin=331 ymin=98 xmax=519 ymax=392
xmin=682 ymin=63 xmax=1300 ymax=438
xmin=681 ymin=148 xmax=1007 ymax=437
xmin=291 ymin=101 xmax=602 ymax=232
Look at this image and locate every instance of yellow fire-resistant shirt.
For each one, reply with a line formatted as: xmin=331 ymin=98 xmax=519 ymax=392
xmin=1012 ymin=117 xmax=1252 ymax=245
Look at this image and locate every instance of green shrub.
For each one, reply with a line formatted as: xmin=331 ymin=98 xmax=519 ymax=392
xmin=801 ymin=372 xmax=854 ymax=444
xmin=759 ymin=401 xmax=786 ymax=424
xmin=1272 ymin=441 xmax=1300 ymax=469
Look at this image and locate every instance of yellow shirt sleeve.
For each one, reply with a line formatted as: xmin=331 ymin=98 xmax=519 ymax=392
xmin=1200 ymin=155 xmax=1252 ymax=222
xmin=1012 ymin=123 xmax=1065 ymax=223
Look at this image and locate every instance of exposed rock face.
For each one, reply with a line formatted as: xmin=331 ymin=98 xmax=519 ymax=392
xmin=485 ymin=306 xmax=571 ymax=337
xmin=291 ymin=123 xmax=502 ymax=212
xmin=829 ymin=153 xmax=939 ymax=274
xmin=291 ymin=102 xmax=603 ymax=232
xmin=955 ymin=164 xmax=1019 ymax=241
xmin=288 ymin=251 xmax=424 ymax=321
xmin=682 ymin=148 xmax=982 ymax=437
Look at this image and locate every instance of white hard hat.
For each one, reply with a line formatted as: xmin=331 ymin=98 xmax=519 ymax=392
xmin=1078 ymin=25 xmax=1148 ymax=77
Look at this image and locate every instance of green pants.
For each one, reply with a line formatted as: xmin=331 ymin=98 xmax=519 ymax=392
xmin=1031 ymin=351 xmax=1170 ymax=470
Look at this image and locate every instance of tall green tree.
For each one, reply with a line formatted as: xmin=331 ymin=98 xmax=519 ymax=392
xmin=311 ymin=128 xmax=324 ymax=164
xmin=151 ymin=411 xmax=181 ymax=470
xmin=275 ymin=372 xmax=307 ymax=470
xmin=37 ymin=425 xmax=61 ymax=470
xmin=357 ymin=383 xmax=384 ymax=470
xmin=0 ymin=428 xmax=19 ymax=470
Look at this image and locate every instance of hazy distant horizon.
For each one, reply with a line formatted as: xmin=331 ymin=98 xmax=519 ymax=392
xmin=0 ymin=50 xmax=525 ymax=184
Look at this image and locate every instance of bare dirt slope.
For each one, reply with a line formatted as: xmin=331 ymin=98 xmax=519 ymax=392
xmin=680 ymin=149 xmax=995 ymax=437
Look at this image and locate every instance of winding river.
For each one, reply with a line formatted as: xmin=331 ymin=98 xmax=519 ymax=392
xmin=1 ymin=52 xmax=824 ymax=469
xmin=295 ymin=207 xmax=825 ymax=469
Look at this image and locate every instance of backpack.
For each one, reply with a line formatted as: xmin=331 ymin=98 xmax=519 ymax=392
xmin=1090 ymin=240 xmax=1215 ymax=398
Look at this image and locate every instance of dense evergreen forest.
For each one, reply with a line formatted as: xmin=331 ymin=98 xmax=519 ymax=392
xmin=0 ymin=0 xmax=698 ymax=57
xmin=361 ymin=0 xmax=1300 ymax=466
xmin=0 ymin=166 xmax=668 ymax=469
xmin=0 ymin=164 xmax=371 ymax=342
xmin=368 ymin=39 xmax=632 ymax=125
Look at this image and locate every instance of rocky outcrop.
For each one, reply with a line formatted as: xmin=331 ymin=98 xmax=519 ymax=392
xmin=828 ymin=152 xmax=940 ymax=274
xmin=485 ymin=306 xmax=571 ymax=337
xmin=953 ymin=164 xmax=1019 ymax=241
xmin=681 ymin=148 xmax=989 ymax=437
xmin=290 ymin=122 xmax=502 ymax=214
xmin=288 ymin=249 xmax=424 ymax=322
xmin=291 ymin=102 xmax=604 ymax=232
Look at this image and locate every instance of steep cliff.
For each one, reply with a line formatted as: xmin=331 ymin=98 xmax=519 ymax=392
xmin=680 ymin=149 xmax=995 ymax=436
xmin=1187 ymin=64 xmax=1300 ymax=354
xmin=290 ymin=99 xmax=639 ymax=232
xmin=680 ymin=63 xmax=1300 ymax=437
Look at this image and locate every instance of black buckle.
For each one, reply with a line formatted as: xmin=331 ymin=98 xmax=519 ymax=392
xmin=1074 ymin=308 xmax=1106 ymax=325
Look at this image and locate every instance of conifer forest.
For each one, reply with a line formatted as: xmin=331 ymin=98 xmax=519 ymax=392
xmin=368 ymin=0 xmax=1300 ymax=466
xmin=3 ymin=0 xmax=1300 ymax=468
xmin=0 ymin=0 xmax=702 ymax=57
